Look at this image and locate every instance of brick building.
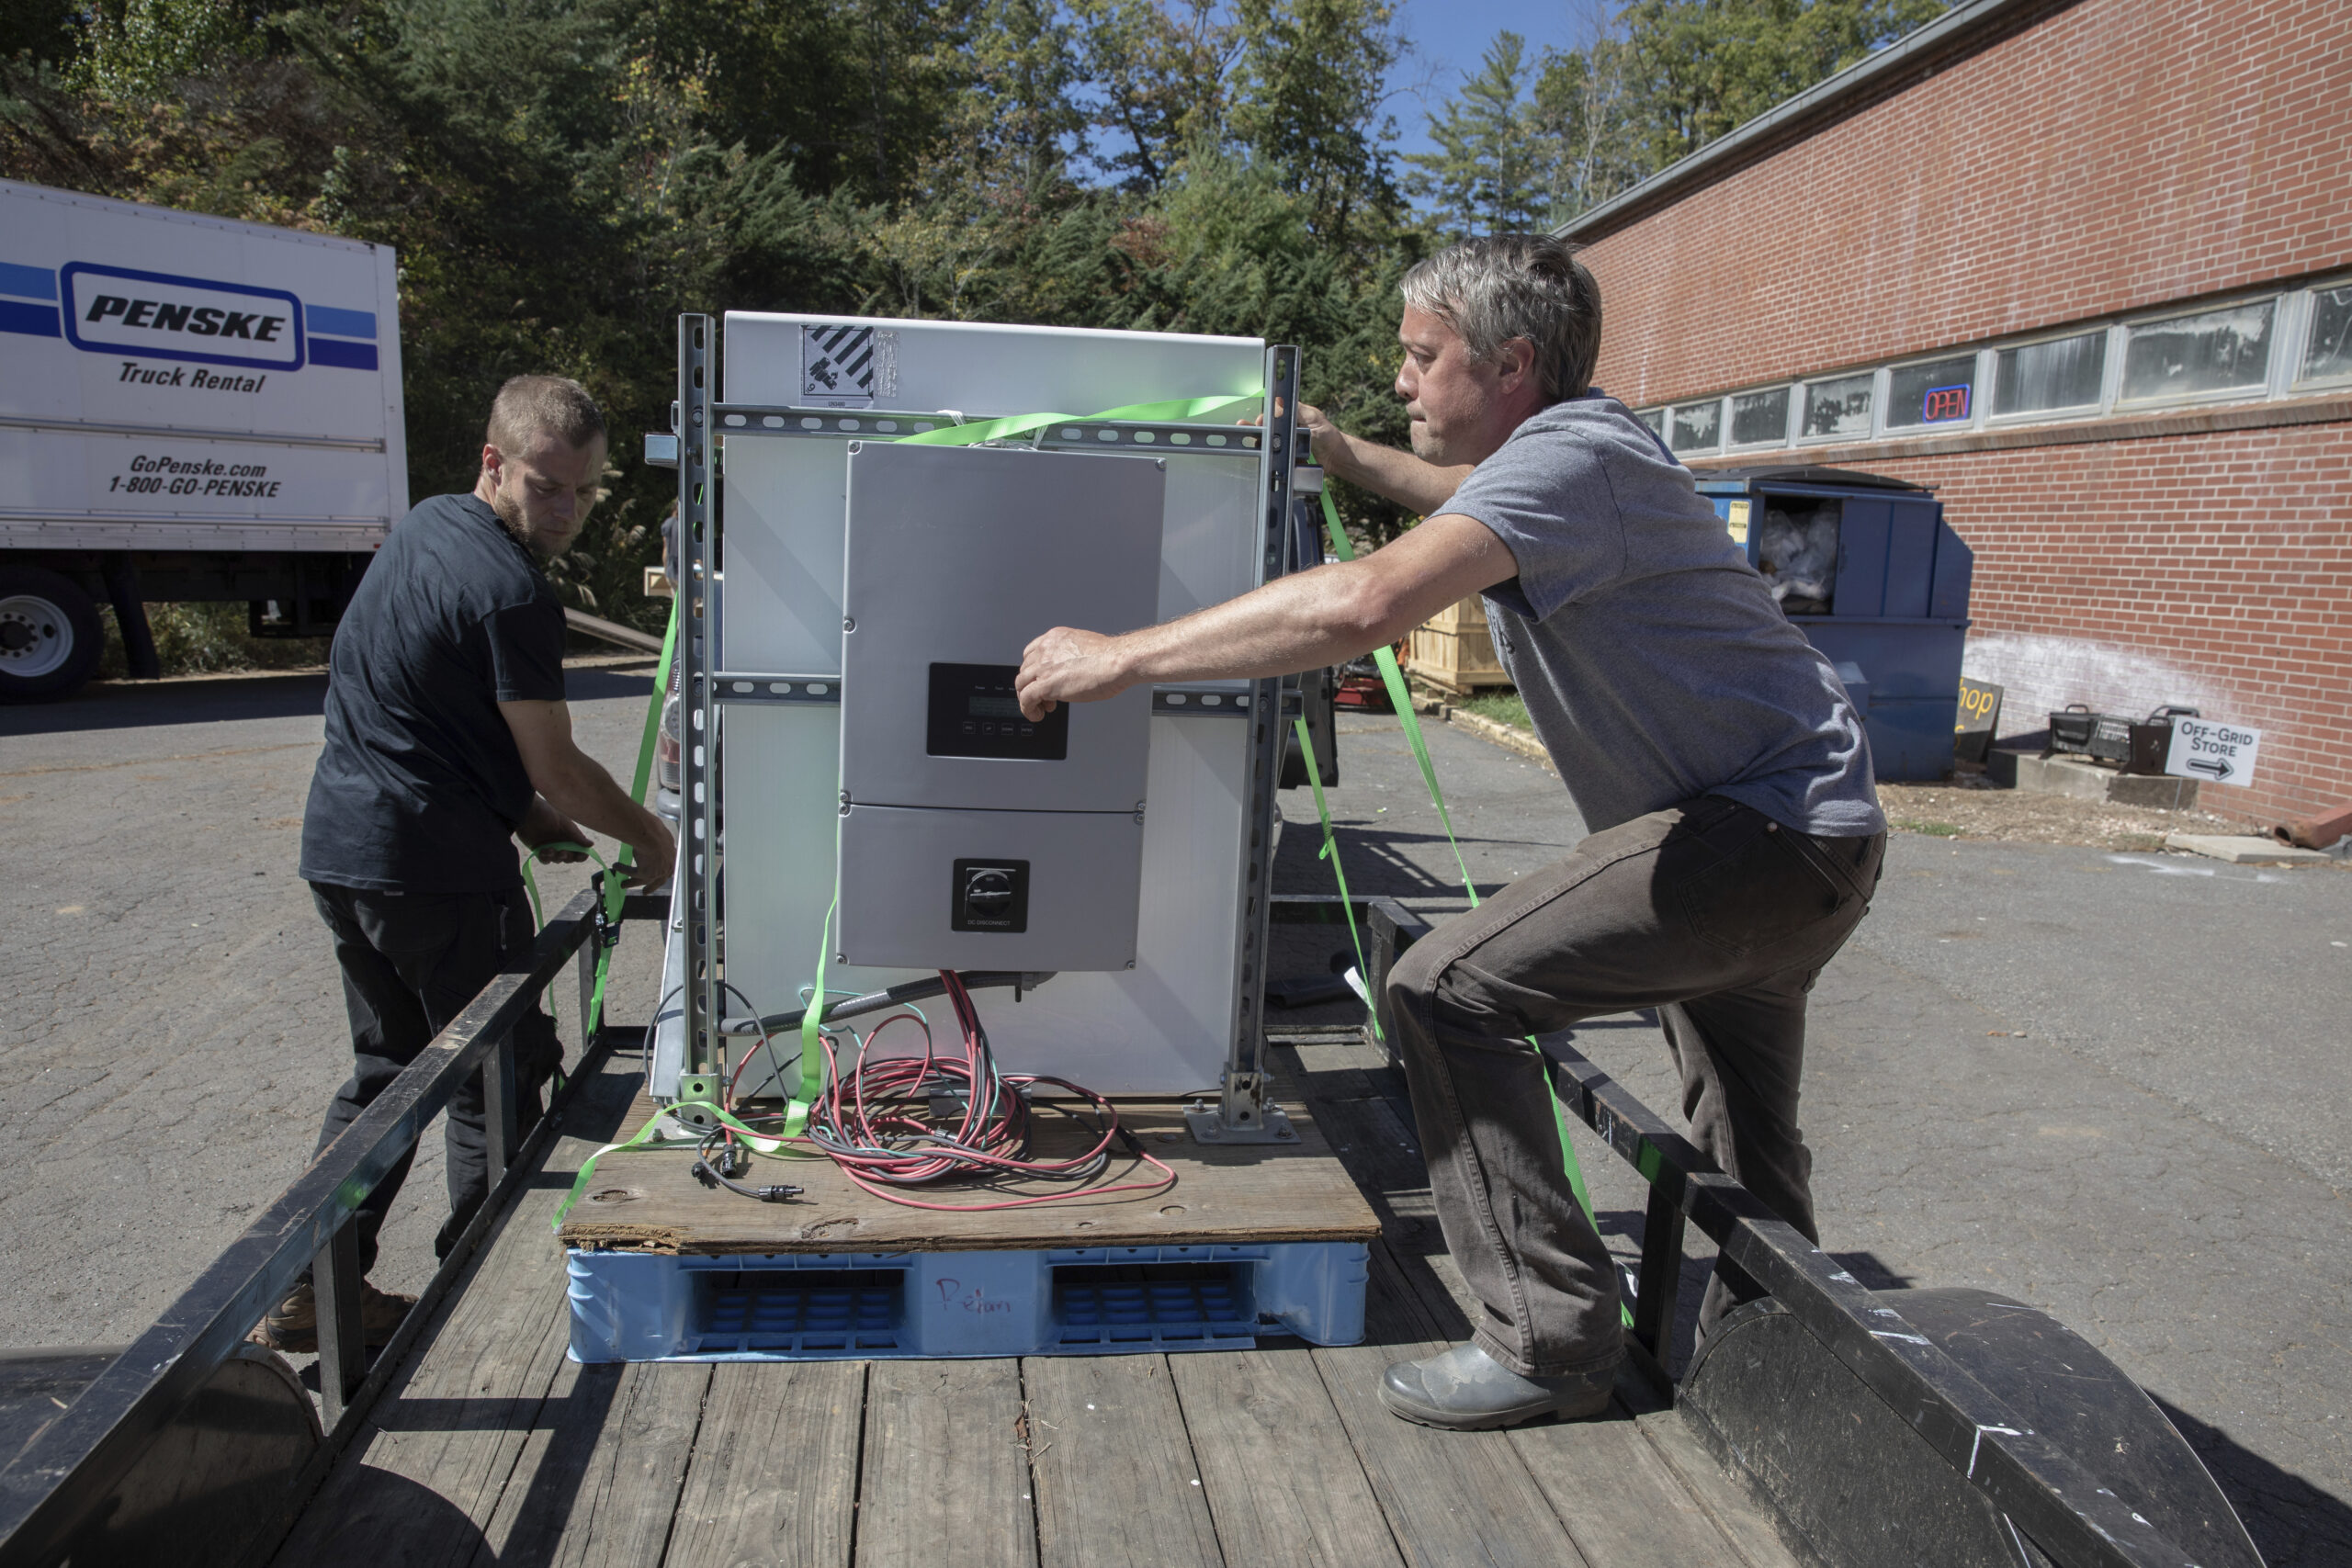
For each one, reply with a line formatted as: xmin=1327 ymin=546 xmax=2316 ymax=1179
xmin=1561 ymin=0 xmax=2351 ymax=826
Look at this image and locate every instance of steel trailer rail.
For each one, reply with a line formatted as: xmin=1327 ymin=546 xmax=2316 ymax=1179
xmin=0 ymin=886 xmax=663 ymax=1568
xmin=1 ymin=891 xmax=2237 ymax=1568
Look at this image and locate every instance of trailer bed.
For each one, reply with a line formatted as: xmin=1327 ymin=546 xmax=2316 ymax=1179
xmin=270 ymin=1040 xmax=1799 ymax=1568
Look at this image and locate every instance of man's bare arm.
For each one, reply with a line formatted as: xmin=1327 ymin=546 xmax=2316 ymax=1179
xmin=1016 ymin=513 xmax=1517 ymax=717
xmin=499 ymin=699 xmax=675 ymax=884
xmin=1279 ymin=400 xmax=1475 ymax=517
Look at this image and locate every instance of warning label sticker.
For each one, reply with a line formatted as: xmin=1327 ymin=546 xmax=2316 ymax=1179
xmin=802 ymin=323 xmax=876 ymax=406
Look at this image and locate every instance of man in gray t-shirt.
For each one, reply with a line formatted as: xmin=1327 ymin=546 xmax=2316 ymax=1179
xmin=1017 ymin=233 xmax=1886 ymax=1432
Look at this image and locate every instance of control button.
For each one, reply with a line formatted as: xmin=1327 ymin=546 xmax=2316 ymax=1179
xmin=1019 ymin=724 xmax=1034 ymax=735
xmin=962 ymin=721 xmax=977 ymax=734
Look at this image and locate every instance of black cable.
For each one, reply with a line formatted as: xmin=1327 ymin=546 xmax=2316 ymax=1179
xmin=742 ymin=969 xmax=1055 ymax=1035
xmin=718 ymin=979 xmax=799 ymax=1106
xmin=690 ymin=1126 xmax=803 ymax=1202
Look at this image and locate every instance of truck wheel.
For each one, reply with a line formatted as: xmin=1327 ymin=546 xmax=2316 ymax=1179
xmin=0 ymin=567 xmax=104 ymax=702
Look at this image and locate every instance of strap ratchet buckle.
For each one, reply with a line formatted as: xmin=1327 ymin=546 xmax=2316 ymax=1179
xmin=589 ymin=871 xmax=623 ymax=949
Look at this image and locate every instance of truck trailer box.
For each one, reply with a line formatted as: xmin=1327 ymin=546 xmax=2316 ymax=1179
xmin=0 ymin=177 xmax=404 ymax=698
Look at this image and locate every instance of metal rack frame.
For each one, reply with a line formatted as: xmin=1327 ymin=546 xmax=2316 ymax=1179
xmin=665 ymin=319 xmax=1306 ymax=1134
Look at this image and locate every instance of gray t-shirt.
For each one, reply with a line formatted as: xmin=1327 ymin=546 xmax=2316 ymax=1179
xmin=1441 ymin=395 xmax=1884 ymax=838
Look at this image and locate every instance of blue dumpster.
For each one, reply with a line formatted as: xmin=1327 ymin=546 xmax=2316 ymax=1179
xmin=1693 ymin=467 xmax=1973 ymax=782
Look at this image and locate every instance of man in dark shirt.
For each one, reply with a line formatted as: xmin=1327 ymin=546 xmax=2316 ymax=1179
xmin=254 ymin=376 xmax=675 ymax=1352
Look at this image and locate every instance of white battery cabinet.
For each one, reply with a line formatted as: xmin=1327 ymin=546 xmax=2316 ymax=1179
xmin=651 ymin=311 xmax=1309 ymax=1139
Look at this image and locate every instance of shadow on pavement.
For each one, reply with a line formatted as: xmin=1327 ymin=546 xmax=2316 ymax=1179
xmin=2152 ymin=1393 xmax=2352 ymax=1568
xmin=0 ymin=671 xmax=330 ymax=736
xmin=0 ymin=663 xmax=655 ymax=739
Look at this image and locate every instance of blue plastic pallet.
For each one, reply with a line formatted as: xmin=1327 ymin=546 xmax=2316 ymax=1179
xmin=567 ymin=1241 xmax=1368 ymax=1362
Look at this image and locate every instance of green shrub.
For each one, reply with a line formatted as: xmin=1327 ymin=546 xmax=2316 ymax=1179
xmin=95 ymin=603 xmax=332 ymax=679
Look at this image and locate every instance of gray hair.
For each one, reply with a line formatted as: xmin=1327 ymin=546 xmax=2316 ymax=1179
xmin=1399 ymin=235 xmax=1603 ymax=404
xmin=486 ymin=374 xmax=606 ymax=454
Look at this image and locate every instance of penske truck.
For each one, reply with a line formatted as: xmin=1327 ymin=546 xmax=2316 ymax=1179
xmin=0 ymin=177 xmax=405 ymax=700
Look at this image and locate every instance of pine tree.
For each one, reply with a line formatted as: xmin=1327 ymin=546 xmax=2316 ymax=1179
xmin=1406 ymin=31 xmax=1546 ymax=237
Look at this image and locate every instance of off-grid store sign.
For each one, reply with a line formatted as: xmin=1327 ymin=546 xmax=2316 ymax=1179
xmin=2165 ymin=716 xmax=2261 ymax=785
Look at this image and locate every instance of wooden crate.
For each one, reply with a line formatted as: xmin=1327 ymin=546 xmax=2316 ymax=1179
xmin=1404 ymin=595 xmax=1510 ymax=695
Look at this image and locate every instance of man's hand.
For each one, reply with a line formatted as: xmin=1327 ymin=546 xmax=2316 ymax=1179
xmin=517 ymin=796 xmax=590 ymax=863
xmin=1245 ymin=397 xmax=1341 ymax=468
xmin=1016 ymin=626 xmax=1132 ymax=720
xmin=620 ymin=819 xmax=676 ymax=888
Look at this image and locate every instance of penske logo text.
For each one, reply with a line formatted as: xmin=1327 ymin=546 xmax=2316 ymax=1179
xmin=60 ymin=261 xmax=304 ymax=372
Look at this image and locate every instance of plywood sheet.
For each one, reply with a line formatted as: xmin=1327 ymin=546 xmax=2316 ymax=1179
xmin=560 ymin=1099 xmax=1377 ymax=1256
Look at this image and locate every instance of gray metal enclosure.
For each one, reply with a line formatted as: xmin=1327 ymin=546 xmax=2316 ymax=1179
xmin=837 ymin=441 xmax=1166 ymax=973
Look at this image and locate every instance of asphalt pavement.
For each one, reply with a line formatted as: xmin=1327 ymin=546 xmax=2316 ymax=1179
xmin=1 ymin=678 xmax=2345 ymax=1563
xmin=0 ymin=660 xmax=664 ymax=1337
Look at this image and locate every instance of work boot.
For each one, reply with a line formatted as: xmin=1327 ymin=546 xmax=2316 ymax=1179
xmin=246 ymin=1279 xmax=416 ymax=1355
xmin=1376 ymin=1341 xmax=1617 ymax=1430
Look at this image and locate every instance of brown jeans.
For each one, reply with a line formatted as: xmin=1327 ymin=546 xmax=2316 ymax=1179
xmin=1384 ymin=795 xmax=1884 ymax=1378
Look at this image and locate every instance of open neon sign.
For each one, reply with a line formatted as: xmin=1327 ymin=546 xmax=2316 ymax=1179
xmin=1922 ymin=383 xmax=1971 ymax=422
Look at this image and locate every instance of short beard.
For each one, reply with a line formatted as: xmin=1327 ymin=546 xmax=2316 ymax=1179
xmin=488 ymin=487 xmax=548 ymax=558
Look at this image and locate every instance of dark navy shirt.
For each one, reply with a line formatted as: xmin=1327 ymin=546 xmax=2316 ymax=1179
xmin=300 ymin=493 xmax=566 ymax=892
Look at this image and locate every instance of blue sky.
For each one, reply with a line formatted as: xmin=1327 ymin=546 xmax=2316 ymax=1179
xmin=1382 ymin=0 xmax=1594 ymax=166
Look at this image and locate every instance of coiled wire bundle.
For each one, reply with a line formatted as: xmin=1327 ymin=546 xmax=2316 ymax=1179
xmin=725 ymin=970 xmax=1174 ymax=1213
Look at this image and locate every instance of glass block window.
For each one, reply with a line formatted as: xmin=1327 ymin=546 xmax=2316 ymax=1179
xmin=1634 ymin=407 xmax=1667 ymax=439
xmin=1886 ymin=355 xmax=1977 ymax=427
xmin=2120 ymin=301 xmax=2273 ymax=401
xmin=1729 ymin=388 xmax=1791 ymax=446
xmin=1994 ymin=332 xmax=2106 ymax=414
xmin=1669 ymin=400 xmax=1723 ymax=453
xmin=2301 ymin=286 xmax=2352 ymax=383
xmin=1801 ymin=375 xmax=1872 ymax=439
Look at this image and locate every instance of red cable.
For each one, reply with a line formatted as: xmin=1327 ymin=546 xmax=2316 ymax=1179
xmin=792 ymin=970 xmax=1177 ymax=1212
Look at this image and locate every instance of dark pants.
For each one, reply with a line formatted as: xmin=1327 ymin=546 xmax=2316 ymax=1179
xmin=309 ymin=882 xmax=563 ymax=1272
xmin=1385 ymin=795 xmax=1884 ymax=1378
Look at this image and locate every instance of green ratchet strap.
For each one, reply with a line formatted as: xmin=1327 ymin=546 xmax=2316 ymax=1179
xmin=1310 ymin=487 xmax=1616 ymax=1313
xmin=1316 ymin=490 xmax=1479 ymax=900
xmin=519 ymin=602 xmax=678 ymax=1032
xmin=1293 ymin=716 xmax=1375 ymax=1033
xmin=594 ymin=603 xmax=679 ymax=1038
xmin=894 ymin=392 xmax=1263 ymax=448
xmin=552 ymin=1095 xmax=811 ymax=1233
xmin=799 ymin=896 xmax=840 ymax=1103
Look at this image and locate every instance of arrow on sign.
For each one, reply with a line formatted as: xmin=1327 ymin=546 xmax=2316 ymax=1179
xmin=2187 ymin=757 xmax=2234 ymax=781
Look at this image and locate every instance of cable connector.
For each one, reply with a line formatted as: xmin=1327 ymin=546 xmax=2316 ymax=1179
xmin=1114 ymin=1125 xmax=1145 ymax=1158
xmin=921 ymin=1077 xmax=970 ymax=1122
xmin=753 ymin=1183 xmax=803 ymax=1203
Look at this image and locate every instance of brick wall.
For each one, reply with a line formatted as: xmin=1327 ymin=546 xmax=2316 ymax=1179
xmin=1580 ymin=0 xmax=2352 ymax=407
xmin=1580 ymin=0 xmax=2352 ymax=822
xmin=1701 ymin=423 xmax=2352 ymax=827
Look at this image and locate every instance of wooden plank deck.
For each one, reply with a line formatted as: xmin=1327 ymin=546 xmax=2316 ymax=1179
xmin=272 ymin=1037 xmax=1801 ymax=1568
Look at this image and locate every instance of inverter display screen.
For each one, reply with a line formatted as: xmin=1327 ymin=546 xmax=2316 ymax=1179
xmin=926 ymin=662 xmax=1069 ymax=760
